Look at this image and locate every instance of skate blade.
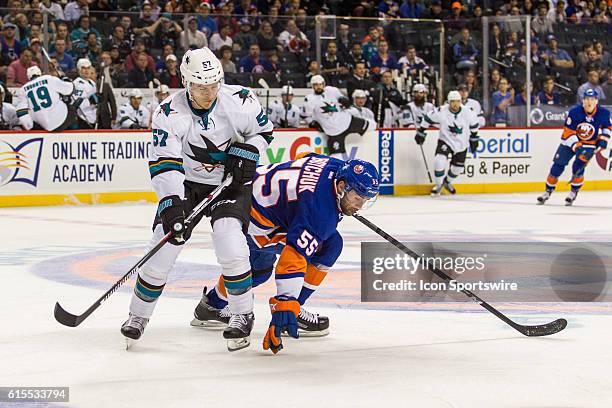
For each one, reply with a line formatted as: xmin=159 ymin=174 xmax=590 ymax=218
xmin=565 ymin=201 xmax=573 ymax=206
xmin=125 ymin=337 xmax=136 ymax=350
xmin=297 ymin=328 xmax=330 ymax=337
xmin=226 ymin=336 xmax=250 ymax=352
xmin=190 ymin=317 xmax=227 ymax=330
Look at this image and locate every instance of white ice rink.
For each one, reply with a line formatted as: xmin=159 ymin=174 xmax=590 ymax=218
xmin=2 ymin=191 xmax=612 ymax=408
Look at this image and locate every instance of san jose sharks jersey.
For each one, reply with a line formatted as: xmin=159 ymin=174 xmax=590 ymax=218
xmin=249 ymin=153 xmax=344 ymax=296
xmin=561 ymin=104 xmax=611 ymax=149
xmin=301 ymin=86 xmax=343 ymax=121
xmin=400 ymin=101 xmax=435 ymax=128
xmin=267 ymin=99 xmax=300 ymax=128
xmin=463 ymin=98 xmax=486 ymax=128
xmin=15 ymin=74 xmax=74 ymax=131
xmin=116 ymin=102 xmax=150 ymax=129
xmin=73 ymin=76 xmax=97 ymax=125
xmin=419 ymin=104 xmax=480 ymax=153
xmin=148 ymin=84 xmax=274 ymax=200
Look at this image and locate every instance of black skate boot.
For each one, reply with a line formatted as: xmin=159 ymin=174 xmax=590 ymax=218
xmin=430 ymin=184 xmax=442 ymax=196
xmin=190 ymin=287 xmax=230 ymax=329
xmin=442 ymin=178 xmax=456 ymax=195
xmin=537 ymin=191 xmax=551 ymax=205
xmin=297 ymin=307 xmax=329 ymax=337
xmin=121 ymin=313 xmax=149 ymax=349
xmin=223 ymin=312 xmax=255 ymax=352
xmin=565 ymin=191 xmax=578 ymax=206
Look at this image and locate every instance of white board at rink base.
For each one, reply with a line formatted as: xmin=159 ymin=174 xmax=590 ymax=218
xmin=1 ymin=128 xmax=611 ymax=207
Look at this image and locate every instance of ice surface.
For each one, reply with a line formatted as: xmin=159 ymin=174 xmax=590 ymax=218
xmin=1 ymin=191 xmax=611 ymax=408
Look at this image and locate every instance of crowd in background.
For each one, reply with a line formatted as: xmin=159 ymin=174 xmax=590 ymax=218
xmin=0 ymin=0 xmax=611 ymax=128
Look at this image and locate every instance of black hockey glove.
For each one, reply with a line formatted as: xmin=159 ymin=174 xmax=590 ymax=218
xmin=158 ymin=195 xmax=185 ymax=244
xmin=224 ymin=142 xmax=260 ymax=189
xmin=309 ymin=121 xmax=323 ymax=132
xmin=415 ymin=128 xmax=426 ymax=145
xmin=338 ymin=96 xmax=351 ymax=109
xmin=469 ymin=133 xmax=479 ymax=153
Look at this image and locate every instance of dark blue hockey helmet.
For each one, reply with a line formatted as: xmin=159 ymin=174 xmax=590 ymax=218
xmin=336 ymin=159 xmax=380 ymax=199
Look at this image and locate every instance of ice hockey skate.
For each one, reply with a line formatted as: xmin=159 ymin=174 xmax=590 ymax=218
xmin=190 ymin=287 xmax=230 ymax=329
xmin=121 ymin=313 xmax=149 ymax=349
xmin=223 ymin=312 xmax=254 ymax=352
xmin=537 ymin=191 xmax=551 ymax=204
xmin=442 ymin=178 xmax=456 ymax=195
xmin=565 ymin=191 xmax=578 ymax=206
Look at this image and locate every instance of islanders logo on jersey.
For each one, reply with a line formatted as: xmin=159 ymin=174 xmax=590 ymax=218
xmin=0 ymin=138 xmax=44 ymax=187
xmin=353 ymin=164 xmax=364 ymax=174
xmin=576 ymin=122 xmax=596 ymax=140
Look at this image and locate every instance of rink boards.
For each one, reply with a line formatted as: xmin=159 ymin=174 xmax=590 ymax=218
xmin=1 ymin=127 xmax=612 ymax=206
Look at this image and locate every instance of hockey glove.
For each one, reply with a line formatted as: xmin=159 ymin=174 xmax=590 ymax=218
xmin=469 ymin=133 xmax=479 ymax=153
xmin=414 ymin=128 xmax=426 ymax=145
xmin=575 ymin=145 xmax=596 ymax=163
xmin=224 ymin=142 xmax=259 ymax=189
xmin=158 ymin=195 xmax=185 ymax=244
xmin=309 ymin=121 xmax=323 ymax=133
xmin=596 ymin=137 xmax=608 ymax=151
xmin=338 ymin=96 xmax=351 ymax=109
xmin=263 ymin=295 xmax=300 ymax=354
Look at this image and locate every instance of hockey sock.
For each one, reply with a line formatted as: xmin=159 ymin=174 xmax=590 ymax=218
xmin=570 ymin=175 xmax=584 ymax=192
xmin=298 ymin=264 xmax=328 ymax=305
xmin=447 ymin=165 xmax=463 ymax=182
xmin=223 ymin=270 xmax=253 ymax=314
xmin=129 ymin=273 xmax=166 ymax=318
xmin=206 ymin=286 xmax=228 ymax=309
xmin=433 ymin=154 xmax=447 ymax=186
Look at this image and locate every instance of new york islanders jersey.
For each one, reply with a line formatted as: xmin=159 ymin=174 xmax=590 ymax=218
xmin=16 ymin=75 xmax=74 ymax=131
xmin=148 ymin=84 xmax=273 ymax=200
xmin=561 ymin=104 xmax=611 ymax=149
xmin=249 ymin=154 xmax=344 ymax=297
xmin=419 ymin=104 xmax=480 ymax=153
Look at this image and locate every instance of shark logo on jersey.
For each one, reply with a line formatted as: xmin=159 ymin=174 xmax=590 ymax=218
xmin=158 ymin=102 xmax=175 ymax=117
xmin=448 ymin=122 xmax=463 ymax=134
xmin=0 ymin=137 xmax=44 ymax=187
xmin=321 ymin=102 xmax=339 ymax=114
xmin=197 ymin=116 xmax=216 ymax=131
xmin=186 ymin=136 xmax=230 ymax=172
xmin=233 ymin=88 xmax=254 ymax=105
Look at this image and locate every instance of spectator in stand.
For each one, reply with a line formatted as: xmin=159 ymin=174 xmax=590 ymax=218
xmin=580 ymin=48 xmax=607 ymax=82
xmin=321 ymin=40 xmax=350 ymax=87
xmin=489 ymin=24 xmax=505 ymax=61
xmin=547 ymin=0 xmax=566 ymax=23
xmin=181 ymin=16 xmax=208 ymax=50
xmin=1 ymin=23 xmax=22 ymax=63
xmin=452 ymin=27 xmax=478 ymax=71
xmin=239 ymin=43 xmax=273 ymax=73
xmin=347 ymin=61 xmax=376 ymax=103
xmin=84 ymin=32 xmax=103 ymax=65
xmin=164 ymin=0 xmax=184 ymax=13
xmin=70 ymin=15 xmax=100 ymax=44
xmin=532 ymin=4 xmax=553 ymax=36
xmin=14 ymin=14 xmax=29 ymax=43
xmin=39 ymin=0 xmax=65 ymax=21
xmin=64 ymin=0 xmax=89 ymax=24
xmin=119 ymin=15 xmax=135 ymax=44
xmin=399 ymin=0 xmax=424 ymax=18
xmin=490 ymin=77 xmax=514 ymax=125
xmin=305 ymin=60 xmax=319 ymax=84
xmin=155 ymin=44 xmax=175 ymax=73
xmin=147 ymin=15 xmax=183 ymax=50
xmin=234 ymin=18 xmax=258 ymax=51
xmin=125 ymin=38 xmax=155 ymax=73
xmin=127 ymin=52 xmax=155 ymax=88
xmin=467 ymin=5 xmax=484 ymax=32
xmin=565 ymin=0 xmax=583 ymax=23
xmin=196 ymin=2 xmax=218 ymax=38
xmin=368 ymin=39 xmax=398 ymax=74
xmin=490 ymin=68 xmax=501 ymax=93
xmin=138 ymin=2 xmax=158 ymax=27
xmin=99 ymin=51 xmax=122 ymax=87
xmin=398 ymin=44 xmax=429 ymax=75
xmin=523 ymin=0 xmax=536 ymax=15
xmin=278 ymin=19 xmax=310 ymax=53
xmin=28 ymin=38 xmax=44 ymax=67
xmin=336 ymin=24 xmax=352 ymax=61
xmin=209 ymin=25 xmax=233 ymax=52
xmin=50 ymin=22 xmax=72 ymax=54
xmin=6 ymin=48 xmax=36 ymax=86
xmin=577 ymin=69 xmax=606 ymax=101
xmin=159 ymin=54 xmax=181 ymax=88
xmin=50 ymin=39 xmax=76 ymax=75
xmin=514 ymin=82 xmax=535 ymax=106
xmin=257 ymin=21 xmax=282 ymax=53
xmin=346 ymin=42 xmax=367 ymax=70
xmin=602 ymin=70 xmax=612 ymax=103
xmin=537 ymin=76 xmax=561 ymax=105
xmin=543 ymin=35 xmax=574 ymax=69
xmin=216 ymin=4 xmax=239 ymax=35
xmin=102 ymin=25 xmax=131 ymax=62
xmin=267 ymin=6 xmax=284 ymax=35
xmin=463 ymin=69 xmax=481 ymax=100
xmin=593 ymin=40 xmax=611 ymax=69
xmin=361 ymin=25 xmax=381 ymax=61
xmin=25 ymin=25 xmax=42 ymax=47
xmin=445 ymin=2 xmax=467 ymax=31
xmin=505 ymin=5 xmax=524 ymax=34
xmin=268 ymin=51 xmax=281 ymax=75
xmin=577 ymin=42 xmax=594 ymax=68
xmin=421 ymin=0 xmax=447 ymax=20
xmin=218 ymin=45 xmax=237 ymax=74
xmin=296 ymin=8 xmax=312 ymax=33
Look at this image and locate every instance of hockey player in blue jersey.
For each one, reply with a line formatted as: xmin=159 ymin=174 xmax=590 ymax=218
xmin=191 ymin=154 xmax=380 ymax=353
xmin=538 ymin=89 xmax=611 ymax=206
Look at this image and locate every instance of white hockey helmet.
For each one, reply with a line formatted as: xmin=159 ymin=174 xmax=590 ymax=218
xmin=412 ymin=83 xmax=428 ymax=94
xmin=447 ymin=90 xmax=461 ymax=101
xmin=129 ymin=89 xmax=143 ymax=99
xmin=27 ymin=65 xmax=42 ymax=80
xmin=310 ymin=75 xmax=325 ymax=87
xmin=352 ymin=89 xmax=367 ymax=99
xmin=77 ymin=58 xmax=92 ymax=71
xmin=281 ymin=85 xmax=294 ymax=95
xmin=156 ymin=84 xmax=170 ymax=94
xmin=180 ymin=47 xmax=224 ymax=87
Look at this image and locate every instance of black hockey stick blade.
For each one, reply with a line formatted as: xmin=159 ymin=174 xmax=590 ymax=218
xmin=514 ymin=318 xmax=567 ymax=337
xmin=54 ymin=301 xmax=88 ymax=327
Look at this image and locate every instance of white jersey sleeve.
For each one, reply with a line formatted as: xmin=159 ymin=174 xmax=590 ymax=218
xmin=73 ymin=77 xmax=97 ymax=124
xmin=466 ymin=98 xmax=486 ymax=128
xmin=419 ymin=106 xmax=440 ymax=130
xmin=1 ymin=103 xmax=21 ymax=129
xmin=231 ymin=87 xmax=274 ymax=156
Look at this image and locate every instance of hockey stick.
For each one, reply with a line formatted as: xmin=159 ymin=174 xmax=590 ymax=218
xmin=54 ymin=176 xmax=233 ymax=327
xmin=258 ymin=78 xmax=270 ymax=114
xmin=419 ymin=144 xmax=433 ymax=183
xmin=353 ymin=214 xmax=567 ymax=337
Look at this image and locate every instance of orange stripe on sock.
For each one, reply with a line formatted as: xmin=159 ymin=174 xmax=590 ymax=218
xmin=305 ymin=264 xmax=328 ymax=287
xmin=217 ymin=275 xmax=228 ymax=297
xmin=571 ymin=176 xmax=584 ymax=185
xmin=546 ymin=175 xmax=558 ymax=185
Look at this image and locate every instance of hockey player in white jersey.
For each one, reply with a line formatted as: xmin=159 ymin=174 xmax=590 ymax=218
xmin=347 ymin=89 xmax=375 ymax=121
xmin=267 ymin=85 xmax=300 ymax=128
xmin=458 ymin=83 xmax=486 ymax=128
xmin=400 ymin=84 xmax=435 ymax=128
xmin=303 ymin=75 xmax=376 ymax=154
xmin=146 ymin=84 xmax=170 ymax=127
xmin=0 ymin=85 xmax=21 ymax=130
xmin=116 ymin=89 xmax=150 ymax=129
xmin=16 ymin=66 xmax=76 ymax=132
xmin=73 ymin=58 xmax=98 ymax=129
xmin=120 ymin=47 xmax=274 ymax=352
xmin=415 ymin=90 xmax=480 ymax=196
